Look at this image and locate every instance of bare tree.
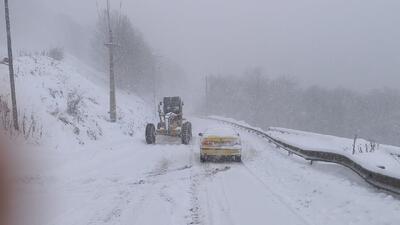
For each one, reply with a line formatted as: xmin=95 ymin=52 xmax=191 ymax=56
xmin=3 ymin=0 xmax=19 ymax=130
xmin=91 ymin=7 xmax=158 ymax=102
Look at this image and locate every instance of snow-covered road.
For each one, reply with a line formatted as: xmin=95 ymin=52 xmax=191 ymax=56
xmin=20 ymin=118 xmax=400 ymax=225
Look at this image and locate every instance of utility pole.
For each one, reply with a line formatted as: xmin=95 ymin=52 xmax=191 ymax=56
xmin=255 ymin=71 xmax=261 ymax=123
xmin=152 ymin=58 xmax=158 ymax=119
xmin=205 ymin=75 xmax=209 ymax=115
xmin=4 ymin=0 xmax=19 ymax=130
xmin=105 ymin=0 xmax=117 ymax=122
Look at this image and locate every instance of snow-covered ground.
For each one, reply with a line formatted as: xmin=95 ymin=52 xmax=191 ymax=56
xmin=16 ymin=118 xmax=400 ymax=225
xmin=2 ymin=58 xmax=400 ymax=225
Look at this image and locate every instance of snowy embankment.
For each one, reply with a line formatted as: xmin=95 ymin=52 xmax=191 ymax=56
xmin=267 ymin=127 xmax=400 ymax=179
xmin=0 ymin=55 xmax=151 ymax=150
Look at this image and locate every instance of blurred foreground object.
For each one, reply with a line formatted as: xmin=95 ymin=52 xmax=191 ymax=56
xmin=0 ymin=136 xmax=14 ymax=225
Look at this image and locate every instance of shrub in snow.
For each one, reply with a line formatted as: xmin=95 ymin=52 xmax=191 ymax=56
xmin=47 ymin=47 xmax=64 ymax=61
xmin=0 ymin=96 xmax=42 ymax=141
xmin=21 ymin=114 xmax=42 ymax=140
xmin=67 ymin=89 xmax=84 ymax=119
xmin=0 ymin=96 xmax=11 ymax=131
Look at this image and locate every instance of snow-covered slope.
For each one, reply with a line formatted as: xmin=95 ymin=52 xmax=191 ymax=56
xmin=0 ymin=55 xmax=151 ymax=150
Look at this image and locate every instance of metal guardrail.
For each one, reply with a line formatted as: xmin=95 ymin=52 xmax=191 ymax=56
xmin=214 ymin=118 xmax=400 ymax=195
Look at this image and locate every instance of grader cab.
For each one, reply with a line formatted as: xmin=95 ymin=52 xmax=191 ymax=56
xmin=145 ymin=97 xmax=192 ymax=145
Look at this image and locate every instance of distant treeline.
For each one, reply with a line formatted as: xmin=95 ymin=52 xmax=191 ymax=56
xmin=205 ymin=70 xmax=400 ymax=146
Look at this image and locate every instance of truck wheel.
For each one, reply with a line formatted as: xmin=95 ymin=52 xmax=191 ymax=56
xmin=157 ymin=122 xmax=164 ymax=130
xmin=145 ymin=123 xmax=156 ymax=144
xmin=181 ymin=122 xmax=192 ymax=145
xmin=233 ymin=156 xmax=242 ymax=162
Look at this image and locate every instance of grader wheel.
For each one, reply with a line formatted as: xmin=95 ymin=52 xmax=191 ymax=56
xmin=145 ymin=123 xmax=156 ymax=144
xmin=181 ymin=122 xmax=192 ymax=145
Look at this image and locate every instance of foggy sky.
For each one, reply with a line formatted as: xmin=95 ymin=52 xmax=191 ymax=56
xmin=3 ymin=0 xmax=400 ymax=91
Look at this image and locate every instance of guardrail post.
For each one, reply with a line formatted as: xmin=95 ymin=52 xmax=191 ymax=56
xmin=352 ymin=134 xmax=358 ymax=155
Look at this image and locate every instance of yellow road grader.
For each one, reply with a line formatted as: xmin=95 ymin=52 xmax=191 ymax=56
xmin=145 ymin=97 xmax=192 ymax=145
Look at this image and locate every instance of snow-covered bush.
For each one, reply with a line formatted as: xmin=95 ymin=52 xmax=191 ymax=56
xmin=0 ymin=96 xmax=42 ymax=141
xmin=0 ymin=96 xmax=12 ymax=131
xmin=21 ymin=114 xmax=42 ymax=141
xmin=47 ymin=47 xmax=64 ymax=61
xmin=67 ymin=89 xmax=84 ymax=119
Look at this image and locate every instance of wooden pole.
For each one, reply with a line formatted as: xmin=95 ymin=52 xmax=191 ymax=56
xmin=4 ymin=0 xmax=19 ymax=130
xmin=205 ymin=75 xmax=209 ymax=115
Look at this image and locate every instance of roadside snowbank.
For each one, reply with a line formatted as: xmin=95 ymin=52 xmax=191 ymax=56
xmin=268 ymin=127 xmax=400 ymax=179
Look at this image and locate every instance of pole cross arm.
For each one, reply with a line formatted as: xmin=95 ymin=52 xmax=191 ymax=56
xmin=0 ymin=57 xmax=9 ymax=65
xmin=104 ymin=42 xmax=121 ymax=48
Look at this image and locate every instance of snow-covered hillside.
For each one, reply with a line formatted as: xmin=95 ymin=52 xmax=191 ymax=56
xmin=0 ymin=55 xmax=151 ymax=150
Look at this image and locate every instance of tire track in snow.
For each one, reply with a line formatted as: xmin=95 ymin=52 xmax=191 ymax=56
xmin=187 ymin=140 xmax=234 ymax=225
xmin=126 ymin=145 xmax=195 ymax=225
xmin=127 ymin=157 xmax=175 ymax=225
xmin=187 ymin=142 xmax=204 ymax=225
xmin=84 ymin=156 xmax=176 ymax=225
xmin=236 ymin=129 xmax=312 ymax=224
xmin=195 ymin=162 xmax=238 ymax=225
xmin=214 ymin=175 xmax=237 ymax=225
xmin=240 ymin=162 xmax=312 ymax=225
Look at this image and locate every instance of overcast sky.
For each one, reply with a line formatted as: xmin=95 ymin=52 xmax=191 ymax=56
xmin=4 ymin=0 xmax=400 ymax=91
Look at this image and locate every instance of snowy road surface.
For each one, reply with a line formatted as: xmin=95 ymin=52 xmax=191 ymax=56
xmin=21 ymin=118 xmax=400 ymax=225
